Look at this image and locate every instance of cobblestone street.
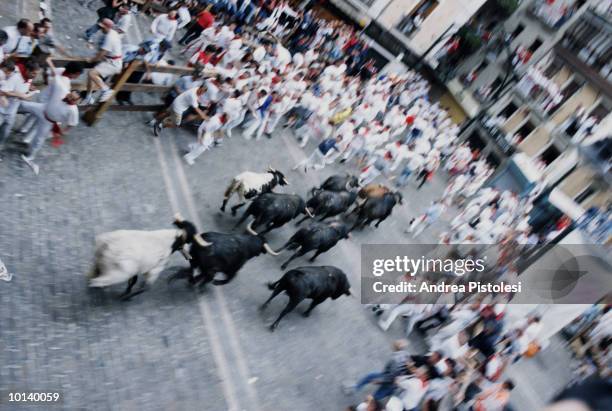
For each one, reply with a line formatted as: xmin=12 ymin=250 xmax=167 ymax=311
xmin=0 ymin=1 xmax=580 ymax=410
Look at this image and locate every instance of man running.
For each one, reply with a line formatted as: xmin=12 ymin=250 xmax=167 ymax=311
xmin=152 ymin=84 xmax=208 ymax=136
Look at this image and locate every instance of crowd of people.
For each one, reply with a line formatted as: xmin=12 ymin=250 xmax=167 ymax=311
xmin=1 ymin=1 xmax=608 ymax=410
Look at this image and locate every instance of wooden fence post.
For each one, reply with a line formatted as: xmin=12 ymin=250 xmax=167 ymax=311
xmin=83 ymin=60 xmax=141 ymax=126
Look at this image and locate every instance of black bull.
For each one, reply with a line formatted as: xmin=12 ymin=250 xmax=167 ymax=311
xmin=233 ymin=193 xmax=312 ymax=234
xmin=275 ymin=222 xmax=351 ymax=270
xmin=261 ymin=266 xmax=352 ymax=330
xmin=296 ymin=190 xmax=357 ymax=225
xmin=169 ymin=232 xmax=279 ymax=286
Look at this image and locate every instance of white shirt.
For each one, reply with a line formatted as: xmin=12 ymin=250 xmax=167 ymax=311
xmin=253 ymin=46 xmax=266 ymax=62
xmin=397 ymin=377 xmax=428 ymax=409
xmin=115 ymin=13 xmax=133 ymax=34
xmin=172 ymin=87 xmax=199 ymax=113
xmin=222 ymin=97 xmax=243 ymax=120
xmin=100 ymin=29 xmax=123 ymax=66
xmin=215 ymin=26 xmax=235 ymax=48
xmin=0 ymin=70 xmax=28 ymax=94
xmin=0 ymin=69 xmax=29 ymax=113
xmin=438 ymin=334 xmax=468 ymax=359
xmin=150 ymin=64 xmax=176 ymax=86
xmin=2 ymin=26 xmax=23 ymax=54
xmin=198 ymin=113 xmax=223 ymax=135
xmin=46 ymin=100 xmax=79 ymax=126
xmin=46 ymin=68 xmax=71 ymax=104
xmin=177 ymin=6 xmax=191 ymax=29
xmin=150 ymin=14 xmax=178 ymax=42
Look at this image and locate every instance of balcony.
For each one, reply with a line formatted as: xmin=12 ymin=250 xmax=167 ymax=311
xmin=514 ymin=66 xmax=562 ymax=120
xmin=480 ymin=114 xmax=517 ymax=154
xmin=529 ymin=0 xmax=581 ymax=30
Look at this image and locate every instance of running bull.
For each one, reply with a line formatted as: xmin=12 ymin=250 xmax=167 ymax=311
xmin=311 ymin=173 xmax=359 ymax=195
xmin=169 ymin=231 xmax=280 ymax=286
xmin=233 ymin=193 xmax=313 ymax=234
xmin=296 ymin=189 xmax=357 ymax=224
xmin=261 ymin=266 xmax=352 ymax=331
xmin=273 ymin=221 xmax=351 ymax=269
xmin=351 ymin=191 xmax=403 ymax=230
xmin=220 ymin=167 xmax=289 ymax=215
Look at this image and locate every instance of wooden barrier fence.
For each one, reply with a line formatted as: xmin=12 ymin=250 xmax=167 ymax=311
xmin=49 ymin=57 xmax=199 ymax=126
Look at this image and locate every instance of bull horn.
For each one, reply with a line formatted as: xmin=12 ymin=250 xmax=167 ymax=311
xmin=174 ymin=213 xmax=184 ymax=222
xmin=267 ymin=164 xmax=274 ymax=171
xmin=194 ymin=234 xmax=212 ymax=247
xmin=246 ymin=221 xmax=258 ymax=235
xmin=305 ymin=207 xmax=314 ymax=218
xmin=263 ymin=242 xmax=280 ymax=256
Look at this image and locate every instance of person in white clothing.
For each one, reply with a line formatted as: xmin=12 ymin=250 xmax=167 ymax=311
xmin=392 ymin=367 xmax=429 ymax=411
xmin=220 ymin=89 xmax=244 ymax=137
xmin=224 ymin=87 xmax=250 ymax=136
xmin=83 ymin=19 xmax=123 ymax=104
xmin=184 ymin=105 xmax=223 ymax=165
xmin=20 ymin=91 xmax=80 ymax=175
xmin=114 ymin=6 xmax=132 ymax=36
xmin=19 ymin=62 xmax=83 ymax=140
xmin=2 ymin=19 xmax=34 ymax=57
xmin=150 ymin=10 xmax=179 ymax=43
xmin=176 ymin=3 xmax=191 ymax=30
xmin=0 ymin=59 xmax=40 ymax=145
xmin=153 ymin=85 xmax=207 ymax=135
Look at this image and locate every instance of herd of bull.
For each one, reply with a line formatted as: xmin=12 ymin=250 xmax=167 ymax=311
xmin=89 ymin=168 xmax=403 ymax=330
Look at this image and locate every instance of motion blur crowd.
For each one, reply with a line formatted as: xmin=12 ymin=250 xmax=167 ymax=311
xmin=1 ymin=1 xmax=609 ymax=410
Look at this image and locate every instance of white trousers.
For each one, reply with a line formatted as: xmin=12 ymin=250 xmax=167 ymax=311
xmin=20 ymin=101 xmax=53 ymax=160
xmin=243 ymin=111 xmax=268 ymax=140
xmin=294 ymin=149 xmax=325 ymax=171
xmin=184 ymin=133 xmax=215 ymax=163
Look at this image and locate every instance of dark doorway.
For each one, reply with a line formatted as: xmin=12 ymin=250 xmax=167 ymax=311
xmin=540 ymin=144 xmax=562 ymax=166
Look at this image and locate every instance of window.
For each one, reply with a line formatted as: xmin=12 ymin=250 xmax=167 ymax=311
xmin=589 ymin=103 xmax=609 ymax=121
xmin=467 ymin=131 xmax=487 ymax=150
xmin=487 ymin=152 xmax=501 ymax=168
xmin=544 ymin=59 xmax=563 ymax=77
xmin=397 ymin=0 xmax=439 ymax=35
xmin=516 ymin=120 xmax=535 ymax=140
xmin=499 ymin=101 xmax=518 ymax=119
xmin=511 ymin=24 xmax=525 ymax=40
xmin=528 ymin=38 xmax=543 ymax=53
xmin=574 ymin=185 xmax=596 ymax=204
xmin=548 ymin=79 xmax=582 ymax=113
xmin=489 ymin=76 xmax=504 ymax=92
xmin=475 ymin=61 xmax=489 ymax=74
xmin=540 ymin=145 xmax=561 ymax=166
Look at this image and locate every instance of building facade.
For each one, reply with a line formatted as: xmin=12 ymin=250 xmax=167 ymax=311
xmin=326 ymin=0 xmax=488 ymax=62
xmin=433 ymin=0 xmax=597 ymax=118
xmin=457 ymin=2 xmax=611 ymax=234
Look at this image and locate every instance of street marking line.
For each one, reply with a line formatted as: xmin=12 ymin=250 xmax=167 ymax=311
xmin=153 ymin=137 xmax=241 ymax=411
xmin=134 ymin=16 xmax=241 ymax=411
xmin=168 ymin=135 xmax=261 ymax=411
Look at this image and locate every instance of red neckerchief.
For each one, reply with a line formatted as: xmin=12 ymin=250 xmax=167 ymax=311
xmin=15 ymin=62 xmax=28 ymax=80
